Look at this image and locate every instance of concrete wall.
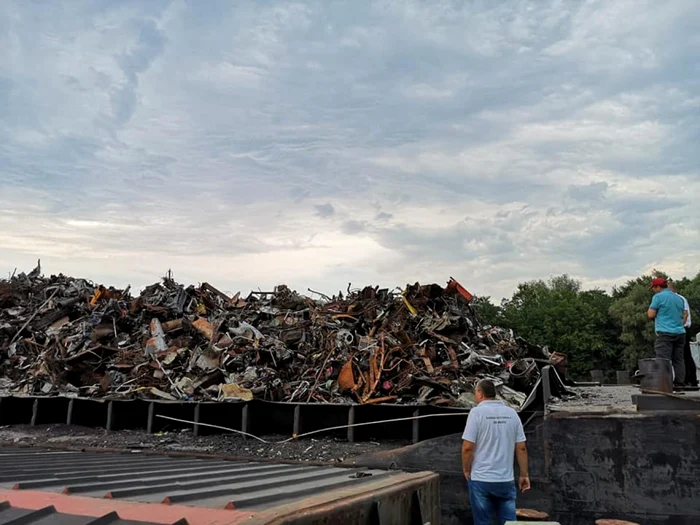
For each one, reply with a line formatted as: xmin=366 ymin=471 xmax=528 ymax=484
xmin=349 ymin=411 xmax=700 ymax=525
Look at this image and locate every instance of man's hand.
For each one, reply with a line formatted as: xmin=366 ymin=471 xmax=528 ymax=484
xmin=519 ymin=476 xmax=531 ymax=492
xmin=463 ymin=470 xmax=470 ymax=481
xmin=515 ymin=441 xmax=529 ymax=492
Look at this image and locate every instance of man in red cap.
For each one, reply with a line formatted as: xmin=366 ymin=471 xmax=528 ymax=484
xmin=648 ymin=277 xmax=688 ymax=386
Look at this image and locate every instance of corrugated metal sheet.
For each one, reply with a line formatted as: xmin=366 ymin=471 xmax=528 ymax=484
xmin=0 ymin=501 xmax=182 ymax=525
xmin=0 ymin=449 xmax=394 ymax=511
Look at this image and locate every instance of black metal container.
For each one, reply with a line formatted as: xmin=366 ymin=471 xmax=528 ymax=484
xmin=636 ymin=358 xmax=673 ymax=393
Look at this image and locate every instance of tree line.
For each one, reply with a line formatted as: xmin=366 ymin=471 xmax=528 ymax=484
xmin=472 ymin=271 xmax=700 ymax=380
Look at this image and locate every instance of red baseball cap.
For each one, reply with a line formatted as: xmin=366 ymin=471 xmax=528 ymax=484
xmin=650 ymin=277 xmax=667 ymax=289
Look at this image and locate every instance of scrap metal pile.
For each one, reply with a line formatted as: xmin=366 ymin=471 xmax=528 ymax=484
xmin=0 ymin=263 xmax=556 ymax=408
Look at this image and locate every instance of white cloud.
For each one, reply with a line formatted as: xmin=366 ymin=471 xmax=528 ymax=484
xmin=1 ymin=0 xmax=699 ymax=300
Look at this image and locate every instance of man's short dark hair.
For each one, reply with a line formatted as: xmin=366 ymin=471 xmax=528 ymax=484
xmin=476 ymin=379 xmax=497 ymax=399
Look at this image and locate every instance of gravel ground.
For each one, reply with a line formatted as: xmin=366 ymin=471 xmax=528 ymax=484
xmin=549 ymin=386 xmax=639 ymax=413
xmin=549 ymin=384 xmax=700 ymax=414
xmin=0 ymin=424 xmax=409 ymax=464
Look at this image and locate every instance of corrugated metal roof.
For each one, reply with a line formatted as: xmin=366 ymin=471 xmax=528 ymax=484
xmin=0 ymin=449 xmax=395 ymax=511
xmin=0 ymin=501 xmax=182 ymax=525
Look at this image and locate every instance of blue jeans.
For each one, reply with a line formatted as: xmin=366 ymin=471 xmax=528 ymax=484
xmin=468 ymin=480 xmax=516 ymax=525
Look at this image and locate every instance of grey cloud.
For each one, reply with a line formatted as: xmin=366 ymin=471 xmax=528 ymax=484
xmin=110 ymin=19 xmax=166 ymax=125
xmin=341 ymin=220 xmax=367 ymax=235
xmin=1 ymin=0 xmax=699 ymax=300
xmin=611 ymin=196 xmax=684 ymax=216
xmin=314 ymin=203 xmax=335 ymax=218
xmin=290 ymin=187 xmax=311 ymax=202
xmin=567 ymin=182 xmax=609 ymax=202
xmin=373 ymin=221 xmax=519 ymax=265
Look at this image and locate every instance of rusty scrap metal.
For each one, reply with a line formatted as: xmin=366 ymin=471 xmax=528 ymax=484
xmin=0 ymin=265 xmax=558 ymax=408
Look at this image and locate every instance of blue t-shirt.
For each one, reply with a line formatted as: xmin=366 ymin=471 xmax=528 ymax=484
xmin=462 ymin=400 xmax=526 ymax=482
xmin=649 ymin=289 xmax=685 ymax=334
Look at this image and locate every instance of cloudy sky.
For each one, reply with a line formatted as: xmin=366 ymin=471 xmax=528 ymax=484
xmin=1 ymin=0 xmax=699 ymax=300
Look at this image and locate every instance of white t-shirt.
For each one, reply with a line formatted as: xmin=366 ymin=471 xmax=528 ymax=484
xmin=462 ymin=400 xmax=526 ymax=482
xmin=677 ymin=294 xmax=692 ymax=329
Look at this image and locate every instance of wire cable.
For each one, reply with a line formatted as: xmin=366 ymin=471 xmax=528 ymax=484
xmin=155 ymin=411 xmax=470 ymax=444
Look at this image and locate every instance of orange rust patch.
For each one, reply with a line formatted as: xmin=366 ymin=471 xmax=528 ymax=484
xmin=0 ymin=489 xmax=255 ymax=525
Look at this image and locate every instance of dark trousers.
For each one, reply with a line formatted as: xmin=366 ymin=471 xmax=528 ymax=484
xmin=655 ymin=332 xmax=686 ymax=384
xmin=683 ymin=328 xmax=698 ymax=386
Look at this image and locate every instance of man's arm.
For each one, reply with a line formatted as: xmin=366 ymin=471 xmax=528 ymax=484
xmin=514 ymin=416 xmax=530 ymax=492
xmin=683 ymin=309 xmax=688 ymax=325
xmin=648 ymin=294 xmax=660 ymax=320
xmin=461 ymin=412 xmax=478 ymax=481
xmin=515 ymin=442 xmax=530 ymax=492
xmin=462 ymin=440 xmax=475 ymax=480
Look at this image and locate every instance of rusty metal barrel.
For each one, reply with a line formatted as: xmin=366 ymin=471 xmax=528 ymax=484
xmin=636 ymin=358 xmax=673 ymax=393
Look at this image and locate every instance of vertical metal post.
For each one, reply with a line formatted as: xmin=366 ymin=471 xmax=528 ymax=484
xmin=541 ymin=365 xmax=552 ymax=406
xmin=347 ymin=406 xmax=356 ymax=443
xmin=147 ymin=402 xmax=155 ymax=434
xmin=293 ymin=405 xmax=302 ymax=438
xmin=30 ymin=399 xmax=39 ymax=426
xmin=66 ymin=399 xmax=75 ymax=425
xmin=106 ymin=401 xmax=115 ymax=431
xmin=412 ymin=408 xmax=421 ymax=444
xmin=193 ymin=404 xmax=201 ymax=437
xmin=242 ymin=403 xmax=251 ymax=440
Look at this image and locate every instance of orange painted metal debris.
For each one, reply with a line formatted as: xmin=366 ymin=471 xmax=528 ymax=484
xmin=445 ymin=276 xmax=473 ymax=302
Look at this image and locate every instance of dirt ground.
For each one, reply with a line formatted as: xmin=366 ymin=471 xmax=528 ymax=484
xmin=549 ymin=385 xmax=639 ymax=413
xmin=0 ymin=424 xmax=410 ymax=464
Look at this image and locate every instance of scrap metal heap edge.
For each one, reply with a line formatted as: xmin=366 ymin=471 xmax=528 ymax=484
xmin=0 ymin=263 xmax=563 ymax=409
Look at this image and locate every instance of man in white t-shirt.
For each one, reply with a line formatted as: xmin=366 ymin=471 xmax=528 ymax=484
xmin=461 ymin=379 xmax=530 ymax=525
xmin=670 ymin=280 xmax=696 ymax=386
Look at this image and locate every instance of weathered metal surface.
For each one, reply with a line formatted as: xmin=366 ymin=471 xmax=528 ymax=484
xmin=0 ymin=449 xmax=392 ymax=510
xmin=615 ymin=371 xmax=631 ymax=386
xmin=506 ymin=522 xmax=560 ymax=525
xmin=636 ymin=358 xmax=673 ymax=393
xmin=349 ymin=412 xmax=700 ymax=525
xmin=505 ymin=519 xmax=561 ymax=525
xmin=0 ymin=395 xmax=476 ymax=443
xmin=632 ymin=393 xmax=700 ymax=411
xmin=0 ymin=501 xmax=179 ymax=525
xmin=516 ymin=508 xmax=550 ymax=520
xmin=248 ymin=472 xmax=440 ymax=525
xmin=0 ymin=490 xmax=250 ymax=525
xmin=0 ymin=448 xmax=440 ymax=525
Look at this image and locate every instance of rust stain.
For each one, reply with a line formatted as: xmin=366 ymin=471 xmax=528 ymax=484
xmin=338 ymin=360 xmax=356 ymax=392
xmin=0 ymin=489 xmax=254 ymax=525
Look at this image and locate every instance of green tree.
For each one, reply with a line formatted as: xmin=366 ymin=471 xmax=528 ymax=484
xmin=609 ymin=270 xmax=667 ymax=368
xmin=498 ymin=275 xmax=621 ymax=379
xmin=471 ymin=295 xmax=502 ymax=326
